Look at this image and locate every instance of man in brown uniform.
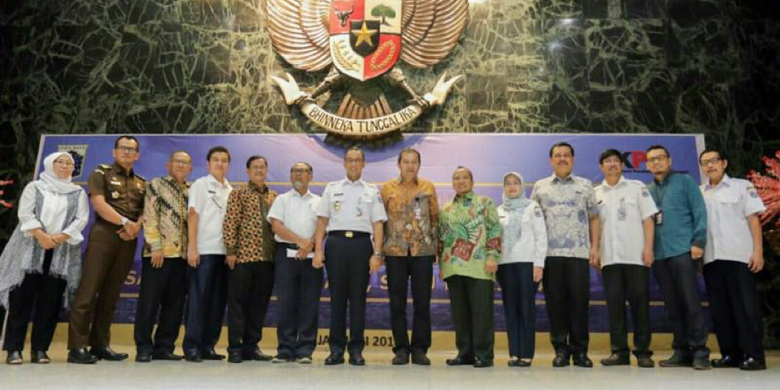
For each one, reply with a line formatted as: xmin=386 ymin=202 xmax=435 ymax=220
xmin=68 ymin=136 xmax=146 ymax=364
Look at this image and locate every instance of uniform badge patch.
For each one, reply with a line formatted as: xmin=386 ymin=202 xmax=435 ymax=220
xmin=111 ymin=191 xmax=120 ymax=199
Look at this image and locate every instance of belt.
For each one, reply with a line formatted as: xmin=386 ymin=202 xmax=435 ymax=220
xmin=277 ymin=242 xmax=299 ymax=249
xmin=328 ymin=230 xmax=370 ymax=238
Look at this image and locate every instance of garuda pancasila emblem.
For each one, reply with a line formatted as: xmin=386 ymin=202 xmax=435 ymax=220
xmin=265 ymin=0 xmax=468 ymax=139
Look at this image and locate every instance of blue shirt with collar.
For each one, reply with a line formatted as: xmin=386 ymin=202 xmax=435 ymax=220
xmin=647 ymin=172 xmax=708 ymax=260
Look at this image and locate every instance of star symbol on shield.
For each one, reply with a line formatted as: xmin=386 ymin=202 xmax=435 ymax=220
xmin=351 ymin=21 xmax=377 ymax=48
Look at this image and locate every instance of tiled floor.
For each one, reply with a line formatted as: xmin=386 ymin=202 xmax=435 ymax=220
xmin=1 ymin=346 xmax=777 ymax=390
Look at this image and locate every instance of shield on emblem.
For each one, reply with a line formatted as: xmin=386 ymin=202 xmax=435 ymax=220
xmin=330 ymin=0 xmax=402 ymax=81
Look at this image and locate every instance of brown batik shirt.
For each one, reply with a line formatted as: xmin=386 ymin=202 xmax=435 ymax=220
xmin=380 ymin=177 xmax=439 ymax=257
xmin=223 ymin=181 xmax=277 ymax=263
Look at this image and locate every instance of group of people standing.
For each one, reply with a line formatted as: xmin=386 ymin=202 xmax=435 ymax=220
xmin=0 ymin=136 xmax=768 ymax=372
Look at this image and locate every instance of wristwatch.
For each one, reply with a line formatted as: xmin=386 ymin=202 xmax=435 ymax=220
xmin=373 ymin=251 xmax=384 ymax=259
xmin=120 ymin=217 xmax=129 ymax=226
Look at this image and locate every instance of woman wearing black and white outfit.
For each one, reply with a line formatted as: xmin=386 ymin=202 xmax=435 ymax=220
xmin=497 ymin=172 xmax=547 ymax=367
xmin=0 ymin=152 xmax=89 ymax=364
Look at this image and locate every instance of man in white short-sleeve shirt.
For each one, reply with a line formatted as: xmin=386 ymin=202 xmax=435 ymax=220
xmin=595 ymin=149 xmax=658 ymax=368
xmin=699 ymin=149 xmax=767 ymax=371
xmin=313 ymin=147 xmax=387 ymax=366
xmin=267 ymin=162 xmax=322 ymax=364
xmin=183 ymin=146 xmax=233 ymax=362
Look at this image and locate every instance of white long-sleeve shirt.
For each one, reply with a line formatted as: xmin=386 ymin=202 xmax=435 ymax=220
xmin=497 ymin=201 xmax=548 ymax=268
xmin=18 ymin=182 xmax=89 ymax=245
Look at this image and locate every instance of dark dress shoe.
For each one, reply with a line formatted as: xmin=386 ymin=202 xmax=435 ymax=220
xmin=517 ymin=359 xmax=532 ymax=367
xmin=600 ymin=353 xmax=630 ymax=366
xmin=552 ymin=353 xmax=570 ymax=367
xmin=411 ymin=353 xmax=431 ymax=366
xmin=90 ymin=346 xmax=128 ymax=361
xmin=68 ymin=348 xmax=98 ymax=364
xmin=711 ymin=355 xmax=741 ymax=368
xmin=446 ymin=356 xmax=474 ymax=366
xmin=392 ymin=352 xmax=410 ymax=365
xmin=573 ymin=353 xmax=593 ymax=368
xmin=6 ymin=351 xmax=23 ymax=365
xmin=740 ymin=357 xmax=766 ymax=371
xmin=184 ymin=352 xmax=202 ymax=363
xmin=637 ymin=356 xmax=655 ymax=368
xmin=228 ymin=351 xmax=243 ymax=363
xmin=349 ymin=353 xmax=366 ymax=366
xmin=473 ymin=359 xmax=493 ymax=368
xmin=243 ymin=349 xmax=273 ymax=361
xmin=152 ymin=352 xmax=184 ymax=361
xmin=135 ymin=351 xmax=152 ymax=363
xmin=201 ymin=350 xmax=225 ymax=361
xmin=659 ymin=352 xmax=692 ymax=367
xmin=693 ymin=356 xmax=711 ymax=370
xmin=31 ymin=351 xmax=51 ymax=364
xmin=324 ymin=353 xmax=344 ymax=365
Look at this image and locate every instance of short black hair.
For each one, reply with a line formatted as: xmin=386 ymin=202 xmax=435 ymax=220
xmin=291 ymin=162 xmax=313 ymax=174
xmin=549 ymin=142 xmax=574 ymax=158
xmin=114 ymin=135 xmax=140 ymax=152
xmin=397 ymin=148 xmax=421 ymax=164
xmin=454 ymin=166 xmax=473 ymax=181
xmin=599 ymin=149 xmax=624 ymax=165
xmin=699 ymin=149 xmax=726 ymax=163
xmin=646 ymin=145 xmax=669 ymax=157
xmin=246 ymin=155 xmax=268 ymax=169
xmin=206 ymin=146 xmax=231 ymax=162
xmin=345 ymin=146 xmax=365 ymax=161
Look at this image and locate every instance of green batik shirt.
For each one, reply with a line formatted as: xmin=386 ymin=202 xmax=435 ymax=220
xmin=438 ymin=191 xmax=502 ymax=282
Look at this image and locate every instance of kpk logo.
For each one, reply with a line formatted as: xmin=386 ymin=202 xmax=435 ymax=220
xmin=265 ymin=0 xmax=468 ymax=139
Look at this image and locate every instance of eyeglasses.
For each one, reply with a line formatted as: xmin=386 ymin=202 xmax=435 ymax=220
xmin=171 ymin=159 xmax=191 ymax=166
xmin=647 ymin=155 xmax=668 ymax=164
xmin=291 ymin=168 xmax=311 ymax=174
xmin=54 ymin=161 xmax=75 ymax=167
xmin=700 ymin=157 xmax=722 ymax=167
xmin=116 ymin=146 xmax=138 ymax=154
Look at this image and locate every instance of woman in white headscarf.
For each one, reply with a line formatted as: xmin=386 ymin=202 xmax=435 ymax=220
xmin=0 ymin=152 xmax=89 ymax=365
xmin=497 ymin=172 xmax=547 ymax=367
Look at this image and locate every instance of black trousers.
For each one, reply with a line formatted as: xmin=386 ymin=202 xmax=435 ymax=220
xmin=703 ymin=260 xmax=764 ymax=362
xmin=542 ymin=256 xmax=590 ymax=355
xmin=134 ymin=257 xmax=187 ymax=354
xmin=3 ymin=250 xmax=66 ymax=352
xmin=602 ymin=264 xmax=652 ymax=357
xmin=0 ymin=306 xmax=5 ymax=341
xmin=183 ymin=255 xmax=228 ymax=354
xmin=275 ymin=245 xmax=323 ymax=359
xmin=324 ymin=234 xmax=372 ymax=356
xmin=386 ymin=254 xmax=433 ymax=355
xmin=446 ymin=275 xmax=494 ymax=361
xmin=653 ymin=252 xmax=709 ymax=358
xmin=227 ymin=261 xmax=275 ymax=353
xmin=497 ymin=262 xmax=538 ymax=359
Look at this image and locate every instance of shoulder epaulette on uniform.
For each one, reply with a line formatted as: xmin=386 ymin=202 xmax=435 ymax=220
xmin=94 ymin=164 xmax=111 ymax=174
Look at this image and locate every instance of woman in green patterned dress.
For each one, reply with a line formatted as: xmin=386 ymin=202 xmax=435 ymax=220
xmin=438 ymin=166 xmax=502 ymax=368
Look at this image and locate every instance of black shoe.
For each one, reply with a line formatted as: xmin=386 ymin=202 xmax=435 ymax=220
xmin=228 ymin=351 xmax=243 ymax=363
xmin=68 ymin=348 xmax=98 ymax=364
xmin=201 ymin=350 xmax=225 ymax=361
xmin=392 ymin=352 xmax=410 ymax=365
xmin=637 ymin=356 xmax=655 ymax=368
xmin=349 ymin=353 xmax=366 ymax=366
xmin=740 ymin=357 xmax=766 ymax=371
xmin=711 ymin=355 xmax=741 ymax=368
xmin=31 ymin=351 xmax=50 ymax=364
xmin=552 ymin=353 xmax=570 ymax=367
xmin=573 ymin=353 xmax=593 ymax=368
xmin=243 ymin=349 xmax=273 ymax=361
xmin=517 ymin=359 xmax=532 ymax=367
xmin=272 ymin=355 xmax=296 ymax=363
xmin=411 ymin=353 xmax=431 ymax=366
xmin=135 ymin=351 xmax=152 ymax=363
xmin=659 ymin=352 xmax=693 ymax=367
xmin=693 ymin=356 xmax=711 ymax=370
xmin=184 ymin=352 xmax=202 ymax=363
xmin=152 ymin=352 xmax=184 ymax=361
xmin=90 ymin=346 xmax=128 ymax=361
xmin=325 ymin=353 xmax=344 ymax=365
xmin=446 ymin=356 xmax=474 ymax=366
xmin=600 ymin=353 xmax=630 ymax=366
xmin=6 ymin=351 xmax=22 ymax=365
xmin=473 ymin=358 xmax=493 ymax=368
